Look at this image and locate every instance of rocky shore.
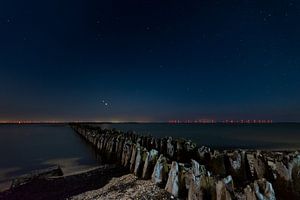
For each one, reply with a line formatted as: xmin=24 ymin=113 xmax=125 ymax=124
xmin=69 ymin=174 xmax=171 ymax=200
xmin=69 ymin=123 xmax=300 ymax=200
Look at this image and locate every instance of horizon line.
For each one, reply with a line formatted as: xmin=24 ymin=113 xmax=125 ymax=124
xmin=0 ymin=120 xmax=300 ymax=124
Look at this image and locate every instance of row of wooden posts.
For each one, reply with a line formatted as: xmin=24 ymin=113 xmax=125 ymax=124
xmin=70 ymin=124 xmax=280 ymax=200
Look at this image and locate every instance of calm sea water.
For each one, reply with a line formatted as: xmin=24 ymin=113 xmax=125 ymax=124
xmin=0 ymin=123 xmax=299 ymax=190
xmin=0 ymin=124 xmax=100 ymax=189
xmin=95 ymin=123 xmax=300 ymax=150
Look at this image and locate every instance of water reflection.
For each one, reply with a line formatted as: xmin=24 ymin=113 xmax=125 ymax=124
xmin=0 ymin=124 xmax=101 ymax=189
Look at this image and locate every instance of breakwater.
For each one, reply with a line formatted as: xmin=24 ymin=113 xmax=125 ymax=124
xmin=70 ymin=123 xmax=300 ymax=200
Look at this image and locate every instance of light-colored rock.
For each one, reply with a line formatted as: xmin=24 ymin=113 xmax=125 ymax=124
xmin=165 ymin=161 xmax=179 ymax=197
xmin=229 ymin=151 xmax=242 ymax=171
xmin=191 ymin=159 xmax=200 ymax=177
xmin=133 ymin=146 xmax=141 ymax=176
xmin=254 ymin=179 xmax=276 ymax=200
xmin=198 ymin=146 xmax=210 ymax=159
xmin=151 ymin=154 xmax=168 ymax=185
xmin=142 ymin=149 xmax=159 ymax=179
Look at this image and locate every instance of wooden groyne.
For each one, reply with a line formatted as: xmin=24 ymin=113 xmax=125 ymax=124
xmin=70 ymin=123 xmax=300 ymax=200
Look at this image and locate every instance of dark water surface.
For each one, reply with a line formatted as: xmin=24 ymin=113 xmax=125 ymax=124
xmin=1 ymin=123 xmax=300 ymax=190
xmin=95 ymin=123 xmax=300 ymax=149
xmin=0 ymin=124 xmax=100 ymax=188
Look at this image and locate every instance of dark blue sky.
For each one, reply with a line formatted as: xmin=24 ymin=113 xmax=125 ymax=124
xmin=0 ymin=0 xmax=299 ymax=122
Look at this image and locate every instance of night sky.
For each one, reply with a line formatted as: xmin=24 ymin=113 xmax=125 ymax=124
xmin=0 ymin=0 xmax=299 ymax=122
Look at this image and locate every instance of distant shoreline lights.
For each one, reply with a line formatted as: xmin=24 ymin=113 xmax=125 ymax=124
xmin=168 ymin=119 xmax=273 ymax=124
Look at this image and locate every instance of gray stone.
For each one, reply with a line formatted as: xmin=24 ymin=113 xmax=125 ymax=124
xmin=134 ymin=146 xmax=142 ymax=176
xmin=130 ymin=144 xmax=137 ymax=172
xmin=151 ymin=154 xmax=168 ymax=185
xmin=229 ymin=151 xmax=242 ymax=171
xmin=125 ymin=142 xmax=133 ymax=167
xmin=198 ymin=146 xmax=210 ymax=160
xmin=165 ymin=161 xmax=179 ymax=197
xmin=142 ymin=149 xmax=159 ymax=179
xmin=167 ymin=137 xmax=175 ymax=158
xmin=254 ymin=179 xmax=276 ymax=200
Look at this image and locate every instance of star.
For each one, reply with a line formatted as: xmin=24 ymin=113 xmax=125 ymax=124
xmin=101 ymin=99 xmax=111 ymax=107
